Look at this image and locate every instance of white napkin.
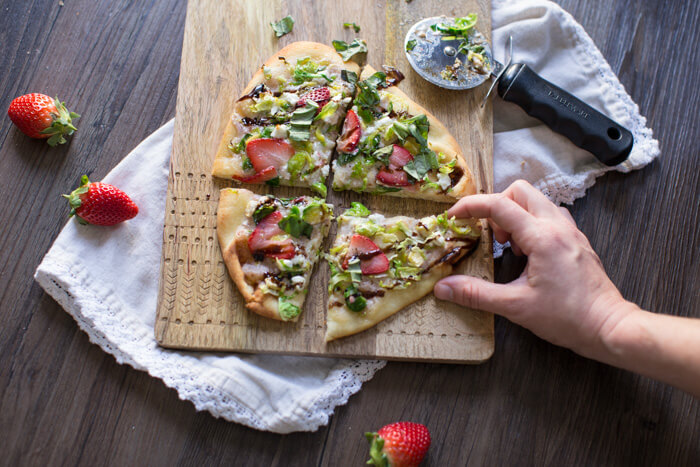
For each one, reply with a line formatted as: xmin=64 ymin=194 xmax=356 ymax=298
xmin=34 ymin=0 xmax=658 ymax=433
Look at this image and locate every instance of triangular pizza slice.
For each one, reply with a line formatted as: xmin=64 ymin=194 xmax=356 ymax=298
xmin=325 ymin=203 xmax=481 ymax=341
xmin=217 ymin=188 xmax=333 ymax=321
xmin=332 ymin=65 xmax=477 ymax=202
xmin=212 ymin=42 xmax=360 ymax=194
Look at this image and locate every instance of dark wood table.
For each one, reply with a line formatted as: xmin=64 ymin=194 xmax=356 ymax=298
xmin=1 ymin=1 xmax=698 ymax=465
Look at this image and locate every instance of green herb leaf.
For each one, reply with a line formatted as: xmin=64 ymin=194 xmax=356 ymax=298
xmin=278 ymin=206 xmax=313 ymax=238
xmin=278 ymin=295 xmax=301 ymax=320
xmin=233 ymin=133 xmax=254 ymax=153
xmin=346 ymin=259 xmax=363 ymax=284
xmin=253 ymin=203 xmax=277 ymax=224
xmin=260 ymin=126 xmax=274 ymax=138
xmin=315 ymin=101 xmax=338 ymax=122
xmin=287 ymin=151 xmax=313 ymax=177
xmin=341 ymin=70 xmax=358 ymax=84
xmin=332 ymin=39 xmax=368 ymax=63
xmin=364 ymin=72 xmax=387 ymax=88
xmin=372 ymin=145 xmax=394 ymax=166
xmin=336 ymin=151 xmax=359 ymax=166
xmin=311 ymin=182 xmax=327 ymax=197
xmin=345 ymin=202 xmax=370 ymax=217
xmin=403 ymin=146 xmax=439 ymax=180
xmin=343 ymin=22 xmax=361 ymax=33
xmin=242 ymin=156 xmax=254 ymax=171
xmin=270 ymin=16 xmax=295 ymax=38
xmin=289 ymin=101 xmax=319 ymax=141
xmin=405 ymin=39 xmax=417 ymax=51
xmin=343 ymin=283 xmax=366 ymax=311
xmin=266 ymin=177 xmax=280 ymax=186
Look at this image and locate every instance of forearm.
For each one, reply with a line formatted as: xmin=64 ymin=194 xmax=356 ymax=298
xmin=599 ymin=305 xmax=700 ymax=397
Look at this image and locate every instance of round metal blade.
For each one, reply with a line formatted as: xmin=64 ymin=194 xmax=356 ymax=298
xmin=404 ymin=16 xmax=493 ymax=90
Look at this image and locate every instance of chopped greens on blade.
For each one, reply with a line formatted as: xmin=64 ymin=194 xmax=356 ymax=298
xmin=325 ymin=208 xmax=481 ymax=341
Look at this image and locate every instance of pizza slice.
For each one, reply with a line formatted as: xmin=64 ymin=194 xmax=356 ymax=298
xmin=217 ymin=188 xmax=333 ymax=321
xmin=212 ymin=42 xmax=360 ymax=194
xmin=325 ymin=203 xmax=481 ymax=341
xmin=331 ymin=65 xmax=476 ymax=202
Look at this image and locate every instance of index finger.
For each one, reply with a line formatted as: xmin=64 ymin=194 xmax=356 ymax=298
xmin=447 ymin=194 xmax=538 ymax=252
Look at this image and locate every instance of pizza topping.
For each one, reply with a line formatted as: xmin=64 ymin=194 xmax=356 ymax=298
xmin=232 ymin=166 xmax=278 ymax=183
xmin=278 ymin=206 xmax=313 ymax=238
xmin=377 ymin=145 xmax=414 ymax=186
xmin=289 ymin=101 xmax=319 ymax=142
xmin=248 ymin=211 xmax=295 ymax=259
xmin=245 ymin=138 xmax=295 ymax=174
xmin=297 ymin=86 xmax=331 ymax=108
xmin=278 ymin=295 xmax=301 ymax=321
xmin=343 ymin=234 xmax=390 ymax=275
xmin=344 ymin=284 xmax=367 ymax=312
xmin=345 ymin=201 xmax=371 ymax=217
xmin=337 ymin=109 xmax=361 ymax=153
xmin=252 ymin=199 xmax=277 ymax=224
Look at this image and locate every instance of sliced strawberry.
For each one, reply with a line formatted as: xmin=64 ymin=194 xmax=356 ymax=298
xmin=337 ymin=110 xmax=361 ymax=153
xmin=377 ymin=145 xmax=414 ymax=186
xmin=298 ymin=86 xmax=331 ymax=109
xmin=342 ymin=234 xmax=389 ymax=275
xmin=246 ymin=138 xmax=295 ymax=173
xmin=232 ymin=166 xmax=278 ymax=183
xmin=248 ymin=211 xmax=295 ymax=259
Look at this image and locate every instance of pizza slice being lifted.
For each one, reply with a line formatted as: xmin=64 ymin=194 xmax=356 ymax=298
xmin=217 ymin=188 xmax=333 ymax=321
xmin=325 ymin=203 xmax=481 ymax=341
xmin=332 ymin=65 xmax=477 ymax=202
xmin=212 ymin=42 xmax=360 ymax=194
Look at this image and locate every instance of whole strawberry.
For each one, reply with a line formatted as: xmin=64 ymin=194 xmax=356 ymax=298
xmin=366 ymin=422 xmax=431 ymax=467
xmin=63 ymin=175 xmax=138 ymax=226
xmin=8 ymin=93 xmax=79 ymax=146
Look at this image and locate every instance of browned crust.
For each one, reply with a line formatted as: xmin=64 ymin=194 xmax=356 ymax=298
xmin=212 ymin=42 xmax=360 ymax=181
xmin=358 ymin=65 xmax=477 ymax=202
xmin=217 ymin=188 xmax=284 ymax=321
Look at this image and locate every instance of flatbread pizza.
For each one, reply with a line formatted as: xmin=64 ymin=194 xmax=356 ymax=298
xmin=325 ymin=202 xmax=481 ymax=341
xmin=212 ymin=42 xmax=360 ymax=194
xmin=331 ymin=65 xmax=477 ymax=202
xmin=217 ymin=188 xmax=333 ymax=321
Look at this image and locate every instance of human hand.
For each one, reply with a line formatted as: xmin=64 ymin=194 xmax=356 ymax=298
xmin=434 ymin=180 xmax=637 ymax=360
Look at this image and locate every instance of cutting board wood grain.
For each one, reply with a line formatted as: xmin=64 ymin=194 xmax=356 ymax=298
xmin=155 ymin=0 xmax=494 ymax=363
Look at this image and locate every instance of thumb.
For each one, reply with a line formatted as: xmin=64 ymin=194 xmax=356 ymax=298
xmin=434 ymin=275 xmax=523 ymax=317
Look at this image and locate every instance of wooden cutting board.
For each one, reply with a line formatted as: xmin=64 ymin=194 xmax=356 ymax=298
xmin=155 ymin=0 xmax=494 ymax=363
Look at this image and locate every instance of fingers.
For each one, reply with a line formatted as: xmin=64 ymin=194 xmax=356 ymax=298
xmin=448 ymin=194 xmax=536 ymax=252
xmin=503 ymin=180 xmax=560 ymax=218
xmin=558 ymin=206 xmax=576 ymax=225
xmin=435 ymin=275 xmax=526 ymax=317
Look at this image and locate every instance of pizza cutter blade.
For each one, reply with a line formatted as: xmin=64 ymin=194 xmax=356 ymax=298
xmin=404 ymin=17 xmax=634 ymax=166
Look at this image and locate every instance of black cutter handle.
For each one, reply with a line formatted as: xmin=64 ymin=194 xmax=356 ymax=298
xmin=497 ymin=63 xmax=633 ymax=166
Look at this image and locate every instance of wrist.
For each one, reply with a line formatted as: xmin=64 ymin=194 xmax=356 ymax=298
xmin=597 ymin=299 xmax=646 ymax=367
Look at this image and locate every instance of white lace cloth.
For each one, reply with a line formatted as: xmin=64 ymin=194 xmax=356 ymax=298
xmin=34 ymin=0 xmax=658 ymax=433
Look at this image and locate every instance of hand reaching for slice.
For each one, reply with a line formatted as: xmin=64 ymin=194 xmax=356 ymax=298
xmin=434 ymin=179 xmax=632 ymax=361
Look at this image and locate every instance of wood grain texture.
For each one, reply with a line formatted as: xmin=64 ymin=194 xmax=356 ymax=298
xmin=0 ymin=0 xmax=698 ymax=465
xmin=153 ymin=0 xmax=495 ymax=362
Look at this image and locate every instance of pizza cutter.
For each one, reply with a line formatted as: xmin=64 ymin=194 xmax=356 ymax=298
xmin=405 ymin=17 xmax=633 ymax=166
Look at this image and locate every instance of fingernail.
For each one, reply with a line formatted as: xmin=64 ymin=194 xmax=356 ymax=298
xmin=434 ymin=283 xmax=453 ymax=301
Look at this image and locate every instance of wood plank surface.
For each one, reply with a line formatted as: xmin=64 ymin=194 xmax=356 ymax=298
xmin=153 ymin=0 xmax=495 ymax=362
xmin=0 ymin=0 xmax=698 ymax=465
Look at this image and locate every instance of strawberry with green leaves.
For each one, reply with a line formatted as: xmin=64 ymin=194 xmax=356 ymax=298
xmin=63 ymin=175 xmax=138 ymax=226
xmin=7 ymin=93 xmax=79 ymax=146
xmin=366 ymin=422 xmax=431 ymax=467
